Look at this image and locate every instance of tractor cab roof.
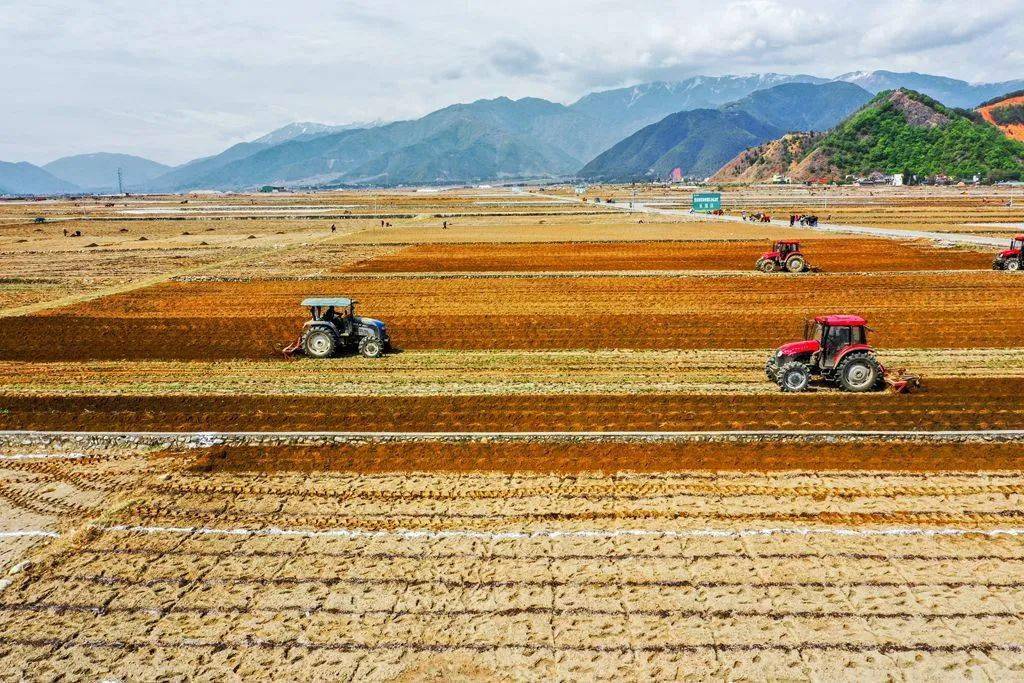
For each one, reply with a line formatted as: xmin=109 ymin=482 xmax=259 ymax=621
xmin=1014 ymin=234 xmax=1024 ymax=241
xmin=301 ymin=297 xmax=355 ymax=307
xmin=814 ymin=314 xmax=866 ymax=327
xmin=775 ymin=240 xmax=800 ymax=245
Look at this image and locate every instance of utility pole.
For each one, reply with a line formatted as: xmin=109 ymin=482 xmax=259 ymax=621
xmin=117 ymin=167 xmax=124 ymax=195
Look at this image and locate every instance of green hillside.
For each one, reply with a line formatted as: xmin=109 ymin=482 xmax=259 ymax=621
xmin=816 ymin=89 xmax=1024 ymax=179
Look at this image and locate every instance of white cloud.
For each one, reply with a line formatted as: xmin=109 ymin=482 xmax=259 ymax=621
xmin=1 ymin=0 xmax=1022 ymax=164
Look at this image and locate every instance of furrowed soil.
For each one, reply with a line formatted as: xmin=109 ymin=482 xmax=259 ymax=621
xmin=190 ymin=440 xmax=1024 ymax=474
xmin=341 ymin=239 xmax=993 ymax=273
xmin=6 ymin=459 xmax=1024 ymax=679
xmin=1 ymin=378 xmax=1020 ymax=431
xmin=3 ymin=271 xmax=1024 ymax=359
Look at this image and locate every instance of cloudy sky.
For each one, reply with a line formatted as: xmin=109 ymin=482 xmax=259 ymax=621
xmin=4 ymin=0 xmax=1024 ymax=165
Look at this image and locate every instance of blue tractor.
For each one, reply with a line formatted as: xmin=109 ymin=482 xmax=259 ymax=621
xmin=283 ymin=297 xmax=390 ymax=359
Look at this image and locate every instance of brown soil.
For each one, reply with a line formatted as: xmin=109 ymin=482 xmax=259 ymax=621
xmin=190 ymin=440 xmax=1024 ymax=474
xmin=340 ymin=239 xmax=993 ymax=273
xmin=3 ymin=271 xmax=1023 ymax=360
xmin=1 ymin=378 xmax=1020 ymax=431
xmin=979 ymin=95 xmax=1024 ymax=142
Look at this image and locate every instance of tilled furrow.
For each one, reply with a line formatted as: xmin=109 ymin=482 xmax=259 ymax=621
xmin=146 ymin=479 xmax=1024 ymax=501
xmin=119 ymin=505 xmax=1024 ymax=530
xmin=4 ymin=601 xmax=1024 ymax=623
xmin=2 ymin=634 xmax=1023 ymax=656
xmin=67 ymin=546 xmax=1024 ymax=564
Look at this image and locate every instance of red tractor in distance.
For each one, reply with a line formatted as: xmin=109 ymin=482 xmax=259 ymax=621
xmin=765 ymin=315 xmax=919 ymax=393
xmin=992 ymin=234 xmax=1024 ymax=271
xmin=755 ymin=240 xmax=811 ymax=273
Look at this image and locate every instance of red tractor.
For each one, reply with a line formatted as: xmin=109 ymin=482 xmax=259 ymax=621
xmin=765 ymin=315 xmax=919 ymax=393
xmin=992 ymin=235 xmax=1024 ymax=271
xmin=755 ymin=240 xmax=811 ymax=273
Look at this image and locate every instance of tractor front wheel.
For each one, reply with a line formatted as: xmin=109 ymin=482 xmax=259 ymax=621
xmin=761 ymin=259 xmax=778 ymax=273
xmin=303 ymin=330 xmax=337 ymax=359
xmin=785 ymin=255 xmax=806 ymax=273
xmin=359 ymin=337 xmax=384 ymax=358
xmin=837 ymin=353 xmax=882 ymax=392
xmin=778 ymin=361 xmax=811 ymax=392
xmin=765 ymin=356 xmax=779 ymax=382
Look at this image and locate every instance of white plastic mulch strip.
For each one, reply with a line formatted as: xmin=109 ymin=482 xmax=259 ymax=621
xmin=100 ymin=525 xmax=1024 ymax=540
xmin=0 ymin=530 xmax=60 ymax=538
xmin=0 ymin=453 xmax=88 ymax=461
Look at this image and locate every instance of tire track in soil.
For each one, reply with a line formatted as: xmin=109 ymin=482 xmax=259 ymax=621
xmin=40 ymin=573 xmax=1024 ymax=591
xmin=119 ymin=505 xmax=1024 ymax=531
xmin=2 ymin=634 xmax=1023 ymax=656
xmin=4 ymin=601 xmax=1022 ymax=623
xmin=69 ymin=547 xmax=1024 ymax=564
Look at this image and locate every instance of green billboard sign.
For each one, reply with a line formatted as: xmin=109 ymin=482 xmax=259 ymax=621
xmin=692 ymin=192 xmax=722 ymax=212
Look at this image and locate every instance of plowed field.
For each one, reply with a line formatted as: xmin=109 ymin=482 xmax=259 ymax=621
xmin=341 ymin=239 xmax=993 ymax=273
xmin=1 ymin=378 xmax=1020 ymax=431
xmin=4 ymin=271 xmax=1023 ymax=359
xmin=191 ymin=440 xmax=1024 ymax=474
xmin=6 ymin=454 xmax=1024 ymax=680
xmin=3 ymin=188 xmax=1024 ymax=680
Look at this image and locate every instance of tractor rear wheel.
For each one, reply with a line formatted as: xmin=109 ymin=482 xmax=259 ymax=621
xmin=1008 ymin=260 xmax=1021 ymax=272
xmin=303 ymin=330 xmax=337 ymax=359
xmin=785 ymin=255 xmax=806 ymax=273
xmin=359 ymin=337 xmax=384 ymax=358
xmin=761 ymin=259 xmax=778 ymax=273
xmin=778 ymin=361 xmax=811 ymax=392
xmin=837 ymin=353 xmax=882 ymax=392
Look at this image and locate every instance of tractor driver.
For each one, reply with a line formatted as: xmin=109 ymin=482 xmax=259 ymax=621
xmin=323 ymin=305 xmax=353 ymax=333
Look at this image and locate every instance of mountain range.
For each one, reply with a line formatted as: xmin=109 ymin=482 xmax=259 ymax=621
xmin=41 ymin=153 xmax=171 ymax=192
xmin=579 ymin=81 xmax=873 ymax=181
xmin=3 ymin=70 xmax=1023 ymax=195
xmin=835 ymin=71 xmax=1024 ymax=109
xmin=712 ymin=89 xmax=1024 ymax=183
xmin=0 ymin=161 xmax=77 ymax=195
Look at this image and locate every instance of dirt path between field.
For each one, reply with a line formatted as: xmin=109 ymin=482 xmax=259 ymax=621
xmin=526 ymin=190 xmax=1009 ymax=248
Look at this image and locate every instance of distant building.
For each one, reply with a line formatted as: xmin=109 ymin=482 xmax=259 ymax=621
xmin=891 ymin=174 xmax=904 ymax=186
xmin=669 ymin=167 xmax=684 ymax=183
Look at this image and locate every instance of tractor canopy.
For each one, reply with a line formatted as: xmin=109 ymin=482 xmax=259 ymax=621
xmin=301 ymin=297 xmax=354 ymax=308
xmin=1003 ymin=235 xmax=1024 ymax=255
xmin=764 ymin=241 xmax=800 ymax=259
xmin=814 ymin=314 xmax=866 ymax=327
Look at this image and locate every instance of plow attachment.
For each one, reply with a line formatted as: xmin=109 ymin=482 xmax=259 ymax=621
xmin=282 ymin=336 xmax=303 ymax=359
xmin=885 ymin=368 xmax=922 ymax=394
